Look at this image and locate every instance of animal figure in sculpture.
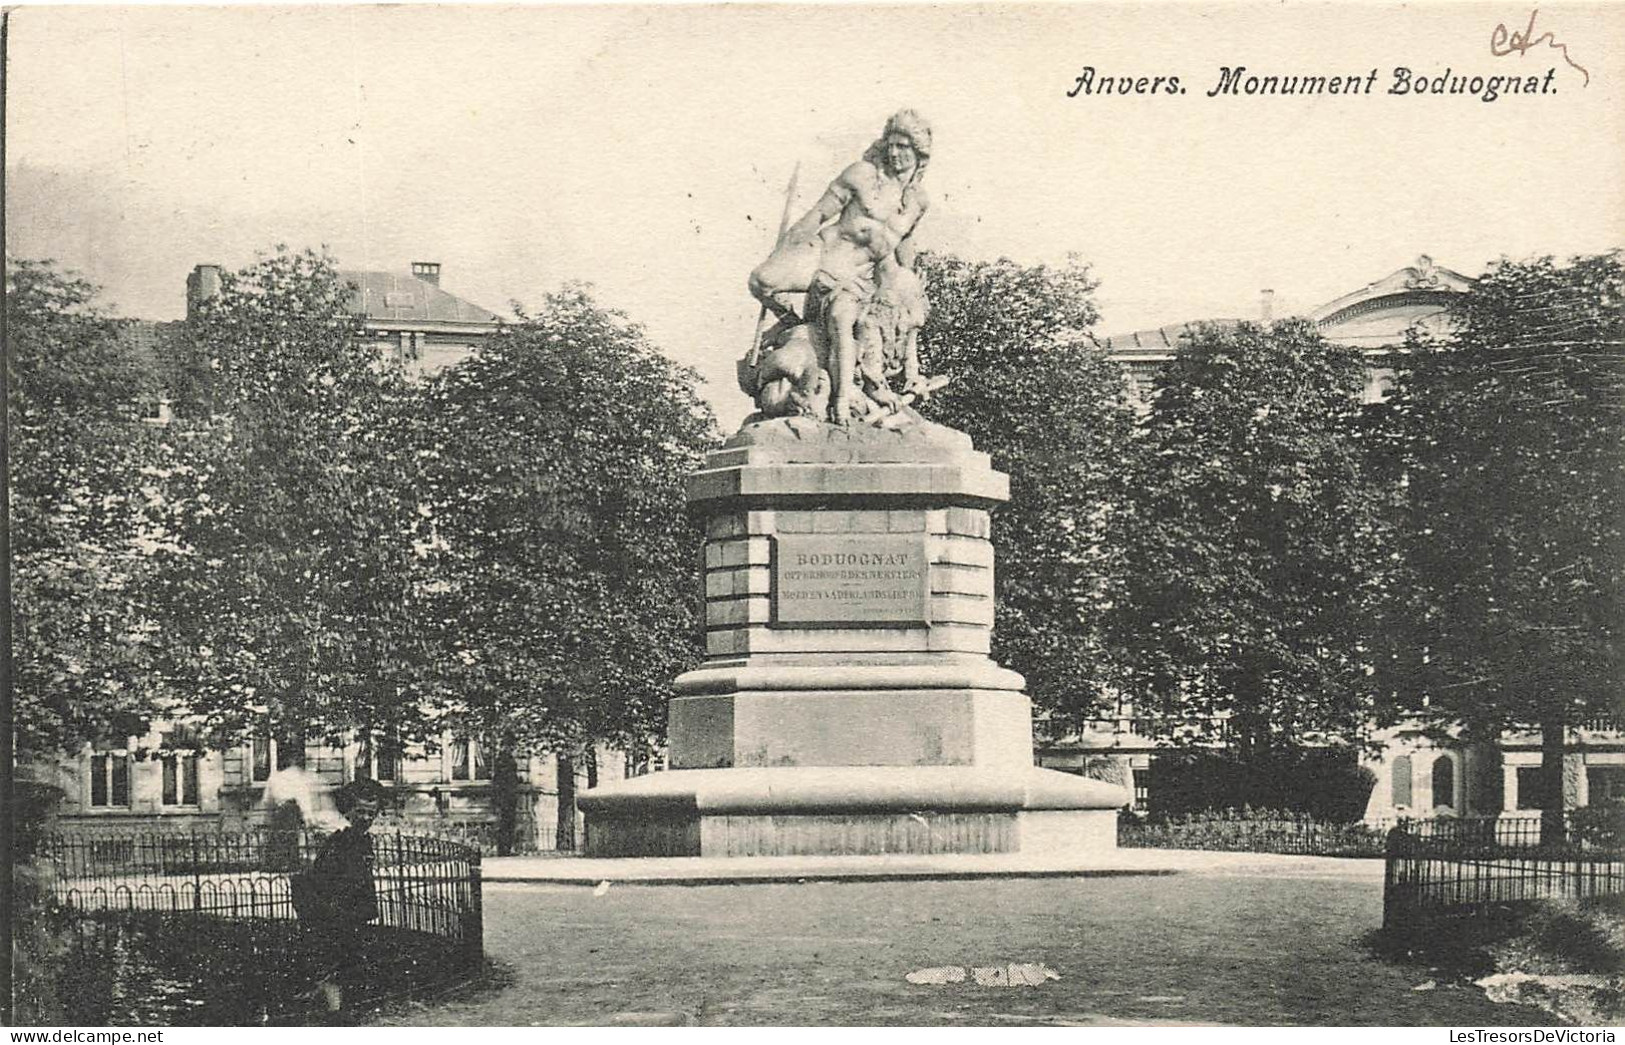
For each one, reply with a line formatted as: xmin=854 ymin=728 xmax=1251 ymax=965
xmin=749 ymin=325 xmax=831 ymax=420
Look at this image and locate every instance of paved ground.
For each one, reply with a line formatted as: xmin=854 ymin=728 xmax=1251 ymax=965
xmin=481 ymin=848 xmax=1181 ymax=885
xmin=369 ymin=852 xmax=1555 ymax=1026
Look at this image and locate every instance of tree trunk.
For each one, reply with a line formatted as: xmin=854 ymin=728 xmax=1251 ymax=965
xmin=1230 ymin=669 xmax=1271 ymax=805
xmin=585 ymin=748 xmax=599 ymax=790
xmin=1539 ymin=713 xmax=1567 ymax=847
xmin=8 ymin=769 xmax=66 ymax=1024
xmin=554 ymin=754 xmax=576 ymax=852
xmin=492 ymin=746 xmax=519 ymax=857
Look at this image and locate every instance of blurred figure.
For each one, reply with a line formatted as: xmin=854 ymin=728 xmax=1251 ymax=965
xmin=307 ymin=776 xmax=384 ymax=1021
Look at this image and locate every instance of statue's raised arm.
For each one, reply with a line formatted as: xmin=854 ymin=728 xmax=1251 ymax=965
xmin=742 ymin=110 xmax=945 ymax=428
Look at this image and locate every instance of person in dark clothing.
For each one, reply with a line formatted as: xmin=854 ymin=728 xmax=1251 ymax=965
xmin=310 ymin=776 xmax=384 ymax=1018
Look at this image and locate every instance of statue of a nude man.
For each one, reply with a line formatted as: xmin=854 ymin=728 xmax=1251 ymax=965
xmin=748 ymin=110 xmax=934 ymax=425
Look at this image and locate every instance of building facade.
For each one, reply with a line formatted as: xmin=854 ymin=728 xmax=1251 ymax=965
xmin=1360 ymin=719 xmax=1625 ymax=823
xmin=340 ymin=261 xmax=502 ymax=374
xmin=1046 ymin=256 xmax=1625 ymax=821
xmin=1093 ymin=254 xmax=1473 ymax=406
xmin=45 ymin=725 xmax=630 ymax=852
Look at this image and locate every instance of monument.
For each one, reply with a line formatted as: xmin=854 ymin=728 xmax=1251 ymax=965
xmin=578 ymin=111 xmax=1125 ymax=858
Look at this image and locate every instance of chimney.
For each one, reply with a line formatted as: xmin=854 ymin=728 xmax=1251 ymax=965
xmin=186 ymin=264 xmax=223 ymax=319
xmin=411 ymin=261 xmax=441 ymax=287
xmin=1260 ymin=289 xmax=1275 ymax=323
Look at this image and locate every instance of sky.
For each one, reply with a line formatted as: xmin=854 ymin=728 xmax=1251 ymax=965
xmin=7 ymin=2 xmax=1624 ymax=428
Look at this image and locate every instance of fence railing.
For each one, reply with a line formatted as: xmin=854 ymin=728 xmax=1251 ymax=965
xmin=379 ymin=817 xmax=581 ymax=856
xmin=43 ymin=829 xmax=483 ymax=1024
xmin=1382 ymin=815 xmax=1625 ymax=937
xmin=46 ymin=827 xmax=317 ymax=880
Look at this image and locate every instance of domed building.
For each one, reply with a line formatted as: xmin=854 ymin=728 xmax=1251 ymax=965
xmin=1092 ymin=254 xmax=1474 ymax=407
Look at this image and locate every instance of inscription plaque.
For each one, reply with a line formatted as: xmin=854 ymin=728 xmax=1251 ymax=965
xmin=773 ymin=534 xmax=931 ymax=626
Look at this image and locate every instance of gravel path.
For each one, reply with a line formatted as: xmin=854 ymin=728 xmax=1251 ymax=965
xmin=368 ymin=860 xmax=1554 ymax=1026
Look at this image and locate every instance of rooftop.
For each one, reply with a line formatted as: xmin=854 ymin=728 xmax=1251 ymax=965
xmin=340 ymin=269 xmax=501 ymax=325
xmin=1095 ymin=257 xmax=1474 ymax=360
xmin=1092 ymin=319 xmax=1246 ymax=359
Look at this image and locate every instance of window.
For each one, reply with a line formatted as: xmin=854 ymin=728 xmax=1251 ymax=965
xmin=251 ymin=736 xmax=273 ymax=782
xmin=1431 ymin=755 xmax=1455 ymax=809
xmin=276 ymin=733 xmax=306 ymax=771
xmin=1588 ymin=766 xmax=1625 ymax=804
xmin=160 ymin=728 xmax=202 ymax=807
xmin=360 ymin=734 xmax=401 ymax=783
xmin=253 ymin=732 xmax=309 ymax=778
xmin=1132 ymin=768 xmax=1150 ymax=811
xmin=90 ymin=753 xmax=131 ymax=808
xmin=1517 ymin=766 xmax=1551 ymax=810
xmin=450 ymin=738 xmax=491 ymax=782
xmin=1362 ymin=368 xmax=1397 ymax=405
xmin=161 ymin=752 xmax=200 ymax=806
xmin=1391 ymin=755 xmax=1413 ymax=807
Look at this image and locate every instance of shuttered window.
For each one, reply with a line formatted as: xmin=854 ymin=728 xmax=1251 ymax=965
xmin=1391 ymin=755 xmax=1413 ymax=807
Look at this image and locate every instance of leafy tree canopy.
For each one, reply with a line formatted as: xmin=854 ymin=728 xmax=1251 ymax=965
xmin=414 ymin=285 xmax=720 ymax=756
xmin=1113 ymin=318 xmax=1385 ymax=754
xmin=915 ymin=252 xmax=1140 ymax=723
xmin=8 ymin=261 xmax=164 ymax=753
xmin=145 ymin=249 xmax=431 ymax=747
xmin=1381 ymin=252 xmax=1625 ymax=738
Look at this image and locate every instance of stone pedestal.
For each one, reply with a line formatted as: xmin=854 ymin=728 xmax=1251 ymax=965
xmin=579 ymin=416 xmax=1125 ymax=858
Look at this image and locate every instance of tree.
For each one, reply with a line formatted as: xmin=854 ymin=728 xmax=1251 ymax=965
xmin=913 ymin=252 xmax=1140 ymax=724
xmin=1112 ymin=318 xmax=1386 ymax=757
xmin=413 ymin=285 xmax=719 ymax=762
xmin=1383 ymin=253 xmax=1625 ymax=841
xmin=7 ymin=261 xmax=164 ymax=755
xmin=146 ymin=249 xmax=433 ymax=749
xmin=6 ymin=262 xmax=171 ymax=1024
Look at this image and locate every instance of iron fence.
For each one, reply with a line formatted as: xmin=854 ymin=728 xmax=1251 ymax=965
xmin=1382 ymin=815 xmax=1625 ymax=937
xmin=46 ymin=827 xmax=316 ymax=881
xmin=378 ymin=817 xmax=582 ymax=856
xmin=41 ymin=829 xmax=483 ymax=1024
